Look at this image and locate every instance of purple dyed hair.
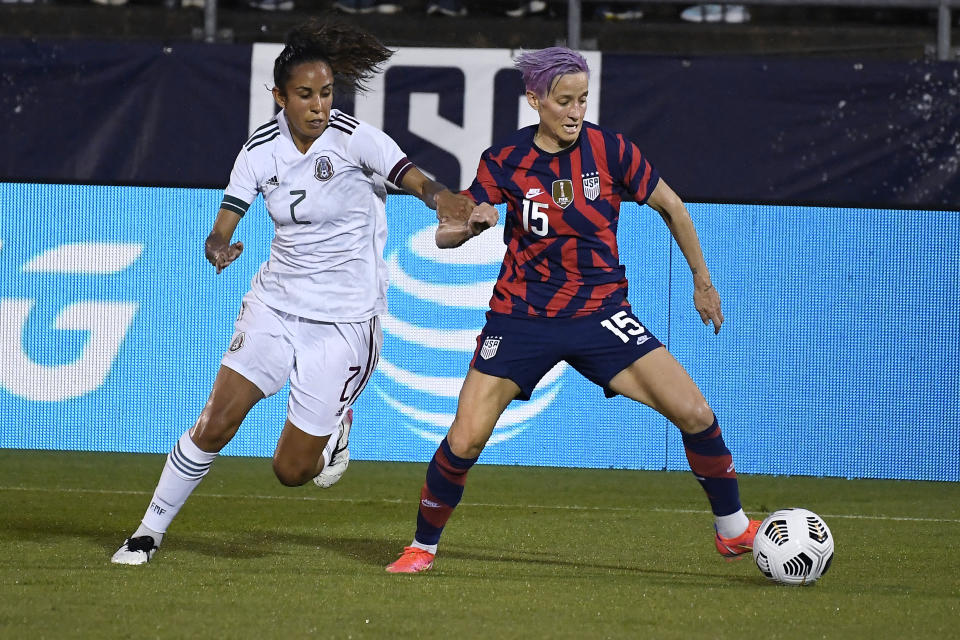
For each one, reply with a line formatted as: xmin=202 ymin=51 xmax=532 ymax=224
xmin=514 ymin=47 xmax=589 ymax=98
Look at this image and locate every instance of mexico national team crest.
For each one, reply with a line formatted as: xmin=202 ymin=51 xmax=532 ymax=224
xmin=315 ymin=156 xmax=334 ymax=181
xmin=582 ymin=171 xmax=600 ymax=200
xmin=552 ymin=179 xmax=574 ymax=208
xmin=228 ymin=332 xmax=245 ymax=353
xmin=479 ymin=336 xmax=502 ymax=360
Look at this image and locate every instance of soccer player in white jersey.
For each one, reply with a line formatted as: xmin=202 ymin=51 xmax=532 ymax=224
xmin=111 ymin=20 xmax=497 ymax=565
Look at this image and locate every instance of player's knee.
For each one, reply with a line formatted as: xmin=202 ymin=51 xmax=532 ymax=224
xmin=676 ymin=401 xmax=715 ymax=435
xmin=272 ymin=457 xmax=313 ymax=487
xmin=191 ymin=412 xmax=240 ymax=452
xmin=446 ymin=422 xmax=486 ymax=460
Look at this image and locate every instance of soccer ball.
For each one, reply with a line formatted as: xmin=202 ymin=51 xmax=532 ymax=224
xmin=753 ymin=508 xmax=834 ymax=585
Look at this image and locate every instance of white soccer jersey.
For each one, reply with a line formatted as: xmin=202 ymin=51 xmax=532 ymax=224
xmin=220 ymin=109 xmax=414 ymax=322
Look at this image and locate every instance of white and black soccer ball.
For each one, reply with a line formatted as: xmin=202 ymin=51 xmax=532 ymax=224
xmin=753 ymin=508 xmax=834 ymax=586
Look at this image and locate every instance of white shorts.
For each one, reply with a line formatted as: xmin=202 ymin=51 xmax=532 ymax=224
xmin=221 ymin=291 xmax=382 ymax=437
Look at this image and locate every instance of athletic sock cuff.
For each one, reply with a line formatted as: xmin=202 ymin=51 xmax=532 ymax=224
xmin=681 ymin=416 xmax=719 ymax=444
xmin=168 ymin=431 xmax=218 ymax=481
xmin=178 ymin=431 xmax=218 ymax=462
xmin=439 ymin=437 xmax=478 ymax=470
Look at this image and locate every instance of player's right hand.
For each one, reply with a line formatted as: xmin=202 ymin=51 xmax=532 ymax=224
xmin=468 ymin=203 xmax=498 ymax=236
xmin=205 ymin=234 xmax=244 ymax=274
xmin=435 ymin=190 xmax=476 ymax=223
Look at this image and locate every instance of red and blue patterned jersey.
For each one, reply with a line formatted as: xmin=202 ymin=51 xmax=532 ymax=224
xmin=465 ymin=122 xmax=660 ymax=318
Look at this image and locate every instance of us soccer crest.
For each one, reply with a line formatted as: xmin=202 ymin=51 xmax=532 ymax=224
xmin=552 ymin=179 xmax=574 ymax=208
xmin=479 ymin=336 xmax=502 ymax=360
xmin=582 ymin=171 xmax=600 ymax=200
xmin=315 ymin=156 xmax=334 ymax=181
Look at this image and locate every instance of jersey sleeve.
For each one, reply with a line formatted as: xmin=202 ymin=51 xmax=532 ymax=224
xmin=220 ymin=147 xmax=259 ymax=217
xmin=464 ymin=149 xmax=506 ymax=205
xmin=350 ymin=123 xmax=414 ymax=187
xmin=618 ymin=135 xmax=660 ymax=205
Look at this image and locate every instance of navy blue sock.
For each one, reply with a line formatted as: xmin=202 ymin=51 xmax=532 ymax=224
xmin=414 ymin=438 xmax=477 ymax=546
xmin=681 ymin=417 xmax=742 ymax=517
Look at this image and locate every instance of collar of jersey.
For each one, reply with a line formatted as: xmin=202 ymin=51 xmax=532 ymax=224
xmin=275 ymin=109 xmax=336 ymax=162
xmin=530 ymin=126 xmax=584 ymax=157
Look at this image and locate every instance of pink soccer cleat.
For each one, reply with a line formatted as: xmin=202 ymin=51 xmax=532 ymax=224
xmin=385 ymin=546 xmax=435 ymax=573
xmin=715 ymin=519 xmax=761 ymax=558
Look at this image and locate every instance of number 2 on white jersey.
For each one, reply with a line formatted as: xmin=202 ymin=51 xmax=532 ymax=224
xmin=521 ymin=199 xmax=549 ymax=237
xmin=289 ymin=189 xmax=310 ymax=225
xmin=601 ymin=310 xmax=645 ymax=343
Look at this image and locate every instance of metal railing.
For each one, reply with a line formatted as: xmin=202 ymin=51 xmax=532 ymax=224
xmin=195 ymin=0 xmax=958 ymax=61
xmin=566 ymin=0 xmax=958 ymax=60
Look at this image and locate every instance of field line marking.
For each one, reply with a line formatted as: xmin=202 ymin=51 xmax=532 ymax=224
xmin=2 ymin=485 xmax=959 ymax=524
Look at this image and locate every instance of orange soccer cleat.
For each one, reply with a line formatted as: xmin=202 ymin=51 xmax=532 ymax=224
xmin=385 ymin=546 xmax=435 ymax=573
xmin=715 ymin=519 xmax=761 ymax=558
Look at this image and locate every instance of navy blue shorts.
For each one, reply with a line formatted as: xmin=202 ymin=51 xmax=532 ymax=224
xmin=470 ymin=307 xmax=664 ymax=400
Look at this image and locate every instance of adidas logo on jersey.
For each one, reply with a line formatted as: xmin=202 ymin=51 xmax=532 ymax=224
xmin=266 ymin=176 xmax=279 ymax=186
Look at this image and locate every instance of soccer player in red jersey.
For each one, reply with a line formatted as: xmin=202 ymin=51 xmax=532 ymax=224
xmin=386 ymin=47 xmax=759 ymax=574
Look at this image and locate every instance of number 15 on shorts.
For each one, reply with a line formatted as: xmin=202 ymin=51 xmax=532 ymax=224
xmin=601 ymin=310 xmax=646 ymax=343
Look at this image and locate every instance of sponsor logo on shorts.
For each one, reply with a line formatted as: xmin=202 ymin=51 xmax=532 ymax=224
xmin=637 ymin=335 xmax=650 ymax=345
xmin=479 ymin=336 xmax=501 ymax=360
xmin=228 ymin=332 xmax=245 ymax=352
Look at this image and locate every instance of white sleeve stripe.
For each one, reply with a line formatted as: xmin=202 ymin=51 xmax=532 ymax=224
xmin=388 ymin=157 xmax=414 ymax=185
xmin=221 ymin=194 xmax=251 ymax=216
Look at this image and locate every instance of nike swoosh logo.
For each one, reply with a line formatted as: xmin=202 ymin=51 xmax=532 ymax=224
xmin=525 ymin=188 xmax=543 ymax=198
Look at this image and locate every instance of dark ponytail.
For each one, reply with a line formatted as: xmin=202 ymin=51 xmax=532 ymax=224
xmin=273 ymin=19 xmax=393 ymax=95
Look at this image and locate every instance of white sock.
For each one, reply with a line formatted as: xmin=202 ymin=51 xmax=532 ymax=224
xmin=715 ymin=509 xmax=750 ymax=539
xmin=321 ymin=438 xmax=334 ymax=468
xmin=411 ymin=540 xmax=437 ymax=554
xmin=140 ymin=431 xmax=218 ymax=536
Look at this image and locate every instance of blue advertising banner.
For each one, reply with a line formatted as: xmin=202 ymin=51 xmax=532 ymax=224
xmin=1 ymin=183 xmax=957 ymax=481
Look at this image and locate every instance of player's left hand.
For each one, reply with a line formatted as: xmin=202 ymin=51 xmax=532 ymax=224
xmin=694 ymin=282 xmax=724 ymax=334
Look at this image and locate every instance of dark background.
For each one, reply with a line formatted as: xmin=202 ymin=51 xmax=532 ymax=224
xmin=2 ymin=0 xmax=958 ymax=209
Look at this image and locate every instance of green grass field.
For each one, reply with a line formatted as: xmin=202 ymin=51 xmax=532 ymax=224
xmin=1 ymin=450 xmax=958 ymax=639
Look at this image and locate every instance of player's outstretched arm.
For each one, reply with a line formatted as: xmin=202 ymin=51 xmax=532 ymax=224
xmin=204 ymin=208 xmax=244 ymax=275
xmin=398 ymin=165 xmax=497 ymax=249
xmin=399 ymin=166 xmax=453 ymax=212
xmin=646 ymin=180 xmax=724 ymax=334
